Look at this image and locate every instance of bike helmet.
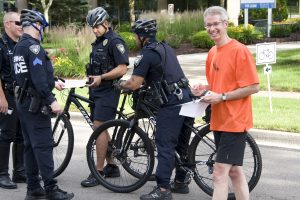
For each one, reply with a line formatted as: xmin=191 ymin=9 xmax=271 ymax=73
xmin=86 ymin=7 xmax=110 ymax=27
xmin=20 ymin=9 xmax=49 ymax=27
xmin=132 ymin=19 xmax=157 ymax=37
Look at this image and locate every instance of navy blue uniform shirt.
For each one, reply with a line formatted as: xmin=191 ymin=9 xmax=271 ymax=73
xmin=13 ymin=33 xmax=55 ymax=105
xmin=132 ymin=38 xmax=163 ymax=84
xmin=0 ymin=32 xmax=16 ymax=84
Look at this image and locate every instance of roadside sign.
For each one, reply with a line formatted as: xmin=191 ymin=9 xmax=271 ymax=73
xmin=264 ymin=65 xmax=272 ymax=74
xmin=241 ymin=0 xmax=276 ymax=9
xmin=256 ymin=42 xmax=276 ymax=65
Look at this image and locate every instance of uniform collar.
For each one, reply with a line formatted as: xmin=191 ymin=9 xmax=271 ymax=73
xmin=95 ymin=28 xmax=113 ymax=42
xmin=21 ymin=33 xmax=40 ymax=44
xmin=143 ymin=38 xmax=158 ymax=49
xmin=2 ymin=32 xmax=17 ymax=46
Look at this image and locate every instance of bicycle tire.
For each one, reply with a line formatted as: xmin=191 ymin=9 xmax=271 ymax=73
xmin=52 ymin=114 xmax=74 ymax=177
xmin=117 ymin=116 xmax=156 ymax=178
xmin=86 ymin=119 xmax=155 ymax=193
xmin=188 ymin=124 xmax=262 ymax=199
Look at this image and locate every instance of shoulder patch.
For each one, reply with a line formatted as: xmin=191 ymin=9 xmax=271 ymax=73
xmin=116 ymin=44 xmax=125 ymax=54
xmin=29 ymin=45 xmax=40 ymax=55
xmin=134 ymin=55 xmax=143 ymax=67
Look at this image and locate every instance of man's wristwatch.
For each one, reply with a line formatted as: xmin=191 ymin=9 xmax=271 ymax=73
xmin=222 ymin=93 xmax=227 ymax=101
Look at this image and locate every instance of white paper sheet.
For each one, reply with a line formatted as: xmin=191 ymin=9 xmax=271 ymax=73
xmin=179 ymin=99 xmax=210 ymax=118
xmin=62 ymin=79 xmax=87 ymax=88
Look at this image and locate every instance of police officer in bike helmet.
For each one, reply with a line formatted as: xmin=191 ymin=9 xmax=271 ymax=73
xmin=81 ymin=7 xmax=129 ymax=187
xmin=13 ymin=9 xmax=74 ymax=200
xmin=119 ymin=19 xmax=194 ymax=200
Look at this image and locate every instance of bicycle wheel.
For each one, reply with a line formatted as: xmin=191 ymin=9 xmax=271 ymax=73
xmin=86 ymin=119 xmax=155 ymax=193
xmin=119 ymin=116 xmax=156 ymax=178
xmin=52 ymin=114 xmax=74 ymax=177
xmin=188 ymin=124 xmax=262 ymax=200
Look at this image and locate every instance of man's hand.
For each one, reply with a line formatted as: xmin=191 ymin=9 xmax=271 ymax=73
xmin=201 ymin=91 xmax=222 ymax=104
xmin=87 ymin=75 xmax=102 ymax=87
xmin=50 ymin=101 xmax=62 ymax=115
xmin=55 ymin=80 xmax=65 ymax=91
xmin=0 ymin=95 xmax=8 ymax=114
xmin=191 ymin=83 xmax=208 ymax=96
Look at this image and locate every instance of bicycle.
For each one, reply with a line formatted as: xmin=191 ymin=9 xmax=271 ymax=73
xmin=85 ymin=87 xmax=262 ymax=199
xmin=52 ymin=86 xmax=132 ymax=177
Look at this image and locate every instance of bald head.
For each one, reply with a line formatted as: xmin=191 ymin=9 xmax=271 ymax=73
xmin=3 ymin=12 xmax=20 ymax=23
xmin=3 ymin=12 xmax=23 ymax=42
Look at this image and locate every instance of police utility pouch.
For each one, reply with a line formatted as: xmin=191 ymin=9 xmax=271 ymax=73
xmin=27 ymin=88 xmax=42 ymax=113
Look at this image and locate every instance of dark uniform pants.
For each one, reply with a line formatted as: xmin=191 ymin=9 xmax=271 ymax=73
xmin=155 ymin=89 xmax=193 ymax=189
xmin=17 ymin=99 xmax=56 ymax=189
xmin=0 ymin=91 xmax=23 ymax=144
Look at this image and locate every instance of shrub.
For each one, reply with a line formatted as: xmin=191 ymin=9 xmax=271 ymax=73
xmin=118 ymin=22 xmax=131 ymax=32
xmin=140 ymin=11 xmax=204 ymax=48
xmin=53 ymin=56 xmax=85 ymax=78
xmin=270 ymin=24 xmax=292 ymax=37
xmin=191 ymin=31 xmax=214 ymax=49
xmin=228 ymin=25 xmax=263 ymax=44
xmin=119 ymin=32 xmax=138 ymax=51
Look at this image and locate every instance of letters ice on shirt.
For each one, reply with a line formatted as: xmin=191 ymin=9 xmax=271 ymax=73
xmin=13 ymin=56 xmax=28 ymax=74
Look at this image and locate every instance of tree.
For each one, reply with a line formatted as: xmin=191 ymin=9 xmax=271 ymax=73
xmin=220 ymin=0 xmax=225 ymax=7
xmin=157 ymin=0 xmax=167 ymax=12
xmin=40 ymin=0 xmax=54 ymax=24
xmin=88 ymin=0 xmax=97 ymax=9
xmin=129 ymin=0 xmax=135 ymax=25
xmin=16 ymin=0 xmax=28 ymax=12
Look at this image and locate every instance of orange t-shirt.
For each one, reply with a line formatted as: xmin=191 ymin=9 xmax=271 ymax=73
xmin=206 ymin=39 xmax=259 ymax=132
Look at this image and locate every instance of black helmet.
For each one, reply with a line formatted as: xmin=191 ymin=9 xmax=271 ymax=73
xmin=132 ymin=19 xmax=157 ymax=37
xmin=20 ymin=9 xmax=49 ymax=27
xmin=86 ymin=7 xmax=110 ymax=27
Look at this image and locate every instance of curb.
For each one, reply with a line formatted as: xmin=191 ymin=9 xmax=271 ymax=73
xmin=66 ymin=112 xmax=300 ymax=149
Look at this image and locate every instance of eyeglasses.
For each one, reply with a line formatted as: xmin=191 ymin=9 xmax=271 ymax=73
xmin=9 ymin=21 xmax=22 ymax=26
xmin=204 ymin=21 xmax=224 ymax=29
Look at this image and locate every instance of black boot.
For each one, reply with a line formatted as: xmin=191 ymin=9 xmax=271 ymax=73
xmin=45 ymin=185 xmax=74 ymax=200
xmin=12 ymin=143 xmax=27 ymax=183
xmin=25 ymin=186 xmax=46 ymax=200
xmin=0 ymin=144 xmax=17 ymax=189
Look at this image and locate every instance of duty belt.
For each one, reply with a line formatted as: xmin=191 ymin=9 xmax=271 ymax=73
xmin=2 ymin=82 xmax=15 ymax=94
xmin=165 ymin=78 xmax=189 ymax=93
xmin=164 ymin=79 xmax=189 ymax=100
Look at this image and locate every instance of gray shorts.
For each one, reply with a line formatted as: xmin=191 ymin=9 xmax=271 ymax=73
xmin=213 ymin=131 xmax=247 ymax=166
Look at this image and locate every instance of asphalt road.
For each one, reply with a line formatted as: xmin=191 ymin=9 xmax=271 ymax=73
xmin=2 ymin=120 xmax=300 ymax=200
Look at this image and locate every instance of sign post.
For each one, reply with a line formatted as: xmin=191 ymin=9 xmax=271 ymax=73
xmin=256 ymin=42 xmax=276 ymax=113
xmin=241 ymin=0 xmax=276 ymax=37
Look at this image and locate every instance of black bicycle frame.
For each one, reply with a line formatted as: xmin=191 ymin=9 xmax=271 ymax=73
xmin=62 ymin=88 xmax=94 ymax=128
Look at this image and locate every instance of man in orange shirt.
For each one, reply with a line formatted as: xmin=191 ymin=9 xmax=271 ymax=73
xmin=192 ymin=6 xmax=259 ymax=200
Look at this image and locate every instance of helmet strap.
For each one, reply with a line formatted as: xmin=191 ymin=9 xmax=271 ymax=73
xmin=138 ymin=35 xmax=146 ymax=48
xmin=31 ymin=23 xmax=44 ymax=42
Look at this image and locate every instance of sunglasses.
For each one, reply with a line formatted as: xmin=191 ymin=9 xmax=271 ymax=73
xmin=9 ymin=21 xmax=22 ymax=26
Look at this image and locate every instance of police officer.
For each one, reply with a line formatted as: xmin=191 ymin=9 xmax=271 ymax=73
xmin=80 ymin=6 xmax=129 ymax=187
xmin=119 ymin=19 xmax=194 ymax=200
xmin=0 ymin=11 xmax=26 ymax=189
xmin=13 ymin=9 xmax=74 ymax=200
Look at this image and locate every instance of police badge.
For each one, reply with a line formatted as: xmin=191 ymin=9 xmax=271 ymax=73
xmin=103 ymin=39 xmax=108 ymax=46
xmin=29 ymin=45 xmax=40 ymax=55
xmin=116 ymin=44 xmax=125 ymax=54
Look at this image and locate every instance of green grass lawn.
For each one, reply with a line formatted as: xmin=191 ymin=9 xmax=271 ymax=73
xmin=253 ymin=96 xmax=300 ymax=132
xmin=256 ymin=49 xmax=300 ymax=92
